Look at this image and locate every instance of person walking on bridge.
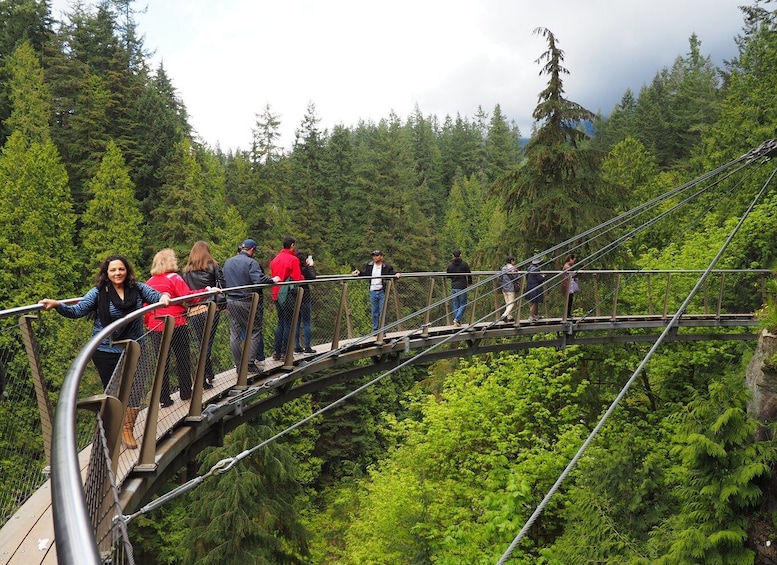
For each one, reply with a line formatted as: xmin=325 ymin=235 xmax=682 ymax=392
xmin=446 ymin=249 xmax=472 ymax=327
xmin=223 ymin=239 xmax=280 ymax=371
xmin=561 ymin=253 xmax=579 ymax=319
xmin=526 ymin=256 xmax=545 ymax=321
xmin=499 ymin=255 xmax=520 ymax=322
xmin=352 ymin=250 xmax=401 ymax=332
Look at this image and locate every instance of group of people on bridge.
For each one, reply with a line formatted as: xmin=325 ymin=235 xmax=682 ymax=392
xmin=36 ymin=234 xmax=581 ymax=450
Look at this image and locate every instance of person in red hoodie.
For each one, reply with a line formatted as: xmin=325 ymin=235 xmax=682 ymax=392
xmin=143 ymin=248 xmax=210 ymax=408
xmin=269 ymin=236 xmax=305 ymax=360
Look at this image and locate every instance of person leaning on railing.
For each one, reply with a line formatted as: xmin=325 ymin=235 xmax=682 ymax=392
xmin=39 ymin=254 xmax=171 ymax=387
xmin=182 ymin=240 xmax=225 ymax=389
xmin=143 ymin=249 xmax=213 ymax=411
xmin=39 ymin=254 xmax=171 ymax=449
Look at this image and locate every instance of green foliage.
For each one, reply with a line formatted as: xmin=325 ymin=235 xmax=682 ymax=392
xmin=649 ymin=370 xmax=776 ymax=563
xmin=0 ymin=132 xmax=76 ymax=306
xmin=338 ymin=348 xmax=591 ymax=563
xmin=491 ymin=28 xmax=604 ymax=257
xmin=80 ymin=140 xmax=144 ymax=275
xmin=4 ymin=41 xmax=49 ymax=143
xmin=183 ymin=419 xmax=309 ymax=565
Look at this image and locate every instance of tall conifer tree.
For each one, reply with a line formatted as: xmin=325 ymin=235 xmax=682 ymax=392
xmin=0 ymin=42 xmax=76 ymax=304
xmin=492 ymin=27 xmax=603 ymax=257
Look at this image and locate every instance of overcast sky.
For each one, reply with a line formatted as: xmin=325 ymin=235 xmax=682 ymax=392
xmin=50 ymin=0 xmax=745 ymax=152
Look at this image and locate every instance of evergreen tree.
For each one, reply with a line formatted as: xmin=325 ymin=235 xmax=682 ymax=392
xmin=438 ymin=113 xmax=483 ymax=189
xmin=484 ymin=103 xmax=521 ymax=183
xmin=131 ymin=64 xmax=187 ymax=210
xmin=252 ymin=102 xmax=283 ymax=167
xmin=0 ymin=42 xmax=76 ymax=305
xmin=650 ymin=371 xmax=776 ymax=563
xmin=147 ymin=137 xmax=210 ymax=258
xmin=590 ymin=88 xmax=638 ymax=153
xmin=491 ymin=27 xmax=603 ymax=257
xmin=0 ymin=0 xmax=53 ymax=144
xmin=440 ymin=174 xmax=484 ymax=263
xmin=183 ymin=421 xmax=309 ymax=565
xmin=408 ymin=105 xmax=445 ymax=222
xmin=289 ymin=101 xmax=327 ymax=252
xmin=318 ymin=123 xmax=355 ymax=265
xmin=80 ymin=140 xmax=143 ymax=275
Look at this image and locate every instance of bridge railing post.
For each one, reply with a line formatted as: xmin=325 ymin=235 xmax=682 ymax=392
xmin=18 ymin=314 xmax=54 ymax=466
xmin=136 ymin=315 xmax=175 ymax=471
xmin=236 ymin=293 xmax=260 ymax=388
xmin=187 ymin=301 xmax=218 ymax=419
xmin=468 ymin=276 xmax=480 ymax=327
xmin=611 ymin=274 xmax=621 ymax=321
xmin=423 ymin=278 xmax=435 ymax=337
xmin=647 ymin=273 xmax=654 ymax=315
xmin=376 ymin=279 xmax=392 ymax=344
xmin=663 ymin=273 xmax=672 ymax=319
xmin=281 ymin=288 xmax=304 ymax=368
xmin=331 ymin=281 xmax=348 ymax=350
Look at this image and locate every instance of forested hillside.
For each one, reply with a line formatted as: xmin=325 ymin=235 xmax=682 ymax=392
xmin=3 ymin=0 xmax=777 ymax=563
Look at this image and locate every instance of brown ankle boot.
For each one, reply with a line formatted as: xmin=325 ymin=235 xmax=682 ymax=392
xmin=122 ymin=407 xmax=140 ymax=449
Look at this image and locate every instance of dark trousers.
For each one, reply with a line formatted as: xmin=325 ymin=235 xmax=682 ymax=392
xmin=295 ymin=301 xmax=312 ymax=349
xmin=227 ymin=298 xmax=264 ymax=365
xmin=92 ymin=349 xmax=122 ymax=389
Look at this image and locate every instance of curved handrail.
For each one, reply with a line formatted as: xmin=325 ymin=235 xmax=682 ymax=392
xmin=12 ymin=269 xmax=769 ymax=563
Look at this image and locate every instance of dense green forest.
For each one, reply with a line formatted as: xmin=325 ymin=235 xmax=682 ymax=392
xmin=4 ymin=0 xmax=777 ymax=562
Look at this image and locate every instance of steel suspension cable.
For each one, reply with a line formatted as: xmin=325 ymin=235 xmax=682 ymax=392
xmin=495 ymin=163 xmax=777 ymax=564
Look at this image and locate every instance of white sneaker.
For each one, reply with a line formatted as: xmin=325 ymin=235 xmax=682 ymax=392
xmin=453 ymin=320 xmax=462 ymax=328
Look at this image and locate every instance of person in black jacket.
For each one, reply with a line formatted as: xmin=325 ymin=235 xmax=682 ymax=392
xmin=183 ymin=241 xmax=224 ymax=387
xmin=446 ymin=249 xmax=472 ymax=327
xmin=351 ymin=250 xmax=401 ymax=331
xmin=294 ymin=251 xmax=317 ymax=353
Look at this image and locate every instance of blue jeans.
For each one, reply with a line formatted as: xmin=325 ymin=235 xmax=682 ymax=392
xmin=451 ymin=288 xmax=467 ymax=322
xmin=370 ymin=289 xmax=385 ymax=331
xmin=274 ymin=300 xmax=294 ymax=356
xmin=295 ymin=301 xmax=312 ymax=349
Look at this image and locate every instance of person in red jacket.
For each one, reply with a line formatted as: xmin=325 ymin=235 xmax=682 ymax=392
xmin=269 ymin=236 xmax=305 ymax=360
xmin=143 ymin=249 xmax=209 ymax=407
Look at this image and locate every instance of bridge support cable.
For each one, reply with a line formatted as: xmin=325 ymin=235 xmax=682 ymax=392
xmin=515 ymin=146 xmax=758 ymax=273
xmin=118 ymin=148 xmax=777 ymax=527
xmin=496 ymin=162 xmax=777 ymax=564
xmin=494 ymin=155 xmax=765 ymax=326
xmin=554 ymin=155 xmax=771 ymax=326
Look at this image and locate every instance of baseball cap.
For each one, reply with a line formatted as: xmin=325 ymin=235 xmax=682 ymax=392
xmin=532 ymin=257 xmax=541 ymax=264
xmin=371 ymin=249 xmax=383 ymax=256
xmin=241 ymin=239 xmax=257 ymax=250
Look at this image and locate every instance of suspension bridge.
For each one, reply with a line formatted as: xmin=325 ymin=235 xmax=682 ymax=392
xmin=0 ymin=138 xmax=775 ymax=564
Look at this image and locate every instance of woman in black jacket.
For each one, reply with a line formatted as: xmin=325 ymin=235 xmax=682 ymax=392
xmin=183 ymin=241 xmax=224 ymax=388
xmin=294 ymin=251 xmax=317 ymax=353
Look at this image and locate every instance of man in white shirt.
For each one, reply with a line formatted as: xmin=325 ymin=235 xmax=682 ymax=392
xmin=352 ymin=250 xmax=401 ymax=331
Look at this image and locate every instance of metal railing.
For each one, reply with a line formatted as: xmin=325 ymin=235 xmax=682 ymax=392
xmin=0 ymin=269 xmax=769 ymax=564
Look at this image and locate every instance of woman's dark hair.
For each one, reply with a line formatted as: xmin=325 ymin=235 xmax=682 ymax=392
xmin=296 ymin=250 xmax=306 ymax=264
xmin=95 ymin=254 xmax=137 ymax=288
xmin=565 ymin=253 xmax=576 ymax=263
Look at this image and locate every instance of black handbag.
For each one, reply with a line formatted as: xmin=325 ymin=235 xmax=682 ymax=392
xmin=213 ymin=266 xmax=228 ymax=309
